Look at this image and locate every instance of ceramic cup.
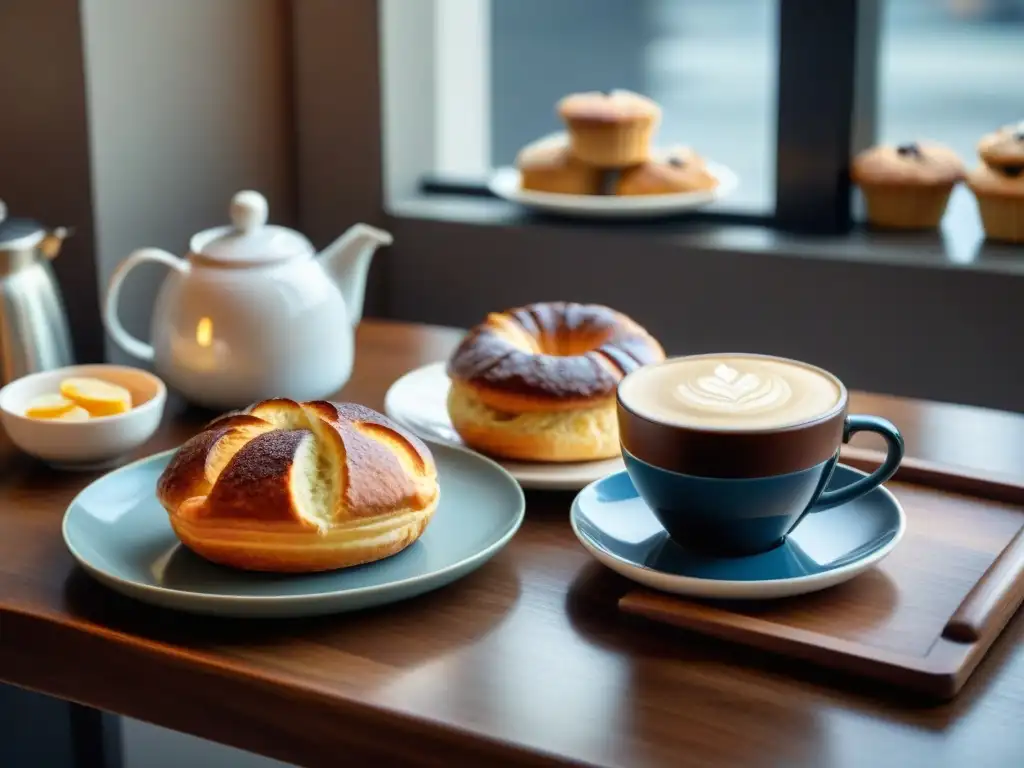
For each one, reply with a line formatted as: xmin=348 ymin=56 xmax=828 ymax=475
xmin=616 ymin=353 xmax=904 ymax=557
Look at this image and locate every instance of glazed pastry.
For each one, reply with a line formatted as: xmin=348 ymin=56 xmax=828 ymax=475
xmin=446 ymin=302 xmax=665 ymax=462
xmin=616 ymin=146 xmax=718 ymax=196
xmin=157 ymin=399 xmax=439 ymax=572
xmin=967 ymin=163 xmax=1024 ymax=244
xmin=516 ymin=134 xmax=604 ymax=195
xmin=978 ymin=121 xmax=1024 ymax=174
xmin=851 ymin=141 xmax=965 ymax=229
xmin=556 ymin=90 xmax=661 ymax=168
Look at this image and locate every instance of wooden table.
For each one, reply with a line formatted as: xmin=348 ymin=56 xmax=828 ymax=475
xmin=2 ymin=320 xmax=1024 ymax=768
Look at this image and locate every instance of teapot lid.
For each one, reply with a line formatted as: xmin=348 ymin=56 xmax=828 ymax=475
xmin=191 ymin=191 xmax=313 ymax=266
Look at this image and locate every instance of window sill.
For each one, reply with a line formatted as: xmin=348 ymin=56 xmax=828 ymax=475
xmin=387 ymin=192 xmax=1024 ymax=278
xmin=380 ymin=192 xmax=1024 ymax=414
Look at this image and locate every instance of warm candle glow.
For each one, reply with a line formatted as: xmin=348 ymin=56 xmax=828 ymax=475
xmin=196 ymin=317 xmax=213 ymax=348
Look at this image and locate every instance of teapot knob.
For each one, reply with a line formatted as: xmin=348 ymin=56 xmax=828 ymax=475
xmin=229 ymin=190 xmax=268 ymax=234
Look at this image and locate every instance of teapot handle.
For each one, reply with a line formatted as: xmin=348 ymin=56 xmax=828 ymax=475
xmin=103 ymin=248 xmax=190 ymax=362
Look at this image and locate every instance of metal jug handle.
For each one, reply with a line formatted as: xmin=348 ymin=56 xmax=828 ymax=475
xmin=40 ymin=227 xmax=72 ymax=260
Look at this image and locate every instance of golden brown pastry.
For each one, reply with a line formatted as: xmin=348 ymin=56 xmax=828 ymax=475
xmin=978 ymin=121 xmax=1024 ymax=173
xmin=556 ymin=90 xmax=661 ymax=168
xmin=967 ymin=163 xmax=1024 ymax=243
xmin=616 ymin=146 xmax=718 ymax=196
xmin=157 ymin=399 xmax=439 ymax=572
xmin=850 ymin=141 xmax=965 ymax=229
xmin=516 ymin=134 xmax=604 ymax=195
xmin=446 ymin=302 xmax=665 ymax=462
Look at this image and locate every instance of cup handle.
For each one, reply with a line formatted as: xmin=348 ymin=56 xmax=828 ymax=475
xmin=103 ymin=248 xmax=190 ymax=362
xmin=812 ymin=415 xmax=905 ymax=512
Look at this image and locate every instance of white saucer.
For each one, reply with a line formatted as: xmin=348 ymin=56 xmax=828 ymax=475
xmin=384 ymin=362 xmax=623 ymax=492
xmin=488 ymin=162 xmax=739 ymax=219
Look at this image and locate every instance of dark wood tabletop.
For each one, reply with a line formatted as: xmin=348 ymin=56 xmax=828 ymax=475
xmin=2 ymin=320 xmax=1024 ymax=768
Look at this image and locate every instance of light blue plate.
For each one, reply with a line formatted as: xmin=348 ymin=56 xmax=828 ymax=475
xmin=571 ymin=464 xmax=905 ymax=600
xmin=62 ymin=443 xmax=525 ymax=618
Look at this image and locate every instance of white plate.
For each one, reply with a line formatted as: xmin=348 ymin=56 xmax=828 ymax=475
xmin=384 ymin=362 xmax=624 ymax=492
xmin=488 ymin=162 xmax=739 ymax=219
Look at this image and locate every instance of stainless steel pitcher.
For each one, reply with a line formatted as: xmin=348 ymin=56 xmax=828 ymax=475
xmin=0 ymin=199 xmax=75 ymax=387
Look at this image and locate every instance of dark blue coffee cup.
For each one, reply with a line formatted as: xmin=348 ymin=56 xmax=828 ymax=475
xmin=617 ymin=354 xmax=904 ymax=557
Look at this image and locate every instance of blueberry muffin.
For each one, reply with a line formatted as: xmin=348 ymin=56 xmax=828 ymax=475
xmin=556 ymin=90 xmax=661 ymax=168
xmin=851 ymin=141 xmax=966 ymax=229
xmin=967 ymin=163 xmax=1024 ymax=243
xmin=978 ymin=121 xmax=1024 ymax=174
xmin=615 ymin=146 xmax=718 ymax=196
xmin=516 ymin=134 xmax=604 ymax=195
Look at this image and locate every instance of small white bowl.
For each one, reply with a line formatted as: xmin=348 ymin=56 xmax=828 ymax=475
xmin=0 ymin=364 xmax=166 ymax=470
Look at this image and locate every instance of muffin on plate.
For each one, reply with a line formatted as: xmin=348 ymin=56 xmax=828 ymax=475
xmin=556 ymin=90 xmax=661 ymax=168
xmin=516 ymin=134 xmax=604 ymax=195
xmin=967 ymin=163 xmax=1024 ymax=243
xmin=851 ymin=141 xmax=965 ymax=229
xmin=978 ymin=121 xmax=1024 ymax=174
xmin=615 ymin=146 xmax=718 ymax=196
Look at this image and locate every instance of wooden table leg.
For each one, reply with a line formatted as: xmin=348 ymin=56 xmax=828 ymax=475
xmin=0 ymin=684 xmax=123 ymax=768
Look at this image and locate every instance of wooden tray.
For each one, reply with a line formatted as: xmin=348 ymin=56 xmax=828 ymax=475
xmin=618 ymin=446 xmax=1024 ymax=701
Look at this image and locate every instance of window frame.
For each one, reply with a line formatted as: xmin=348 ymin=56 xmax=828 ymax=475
xmin=412 ymin=0 xmax=879 ymax=234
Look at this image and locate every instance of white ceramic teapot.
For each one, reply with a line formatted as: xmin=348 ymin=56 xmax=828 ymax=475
xmin=103 ymin=191 xmax=393 ymax=410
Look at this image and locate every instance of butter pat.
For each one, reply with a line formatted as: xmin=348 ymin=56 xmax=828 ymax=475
xmin=60 ymin=377 xmax=133 ymax=417
xmin=25 ymin=393 xmax=79 ymax=420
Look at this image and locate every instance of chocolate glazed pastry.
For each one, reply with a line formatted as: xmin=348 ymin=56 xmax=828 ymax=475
xmin=446 ymin=302 xmax=665 ymax=462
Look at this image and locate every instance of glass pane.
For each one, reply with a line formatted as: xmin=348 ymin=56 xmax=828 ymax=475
xmin=877 ymin=0 xmax=1024 ymax=246
xmin=489 ymin=0 xmax=777 ymax=213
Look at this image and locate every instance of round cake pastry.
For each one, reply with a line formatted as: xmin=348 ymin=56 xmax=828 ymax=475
xmin=615 ymin=146 xmax=718 ymax=196
xmin=977 ymin=121 xmax=1024 ymax=173
xmin=516 ymin=134 xmax=604 ymax=195
xmin=966 ymin=163 xmax=1024 ymax=244
xmin=446 ymin=302 xmax=665 ymax=462
xmin=556 ymin=90 xmax=661 ymax=168
xmin=851 ymin=141 xmax=965 ymax=229
xmin=156 ymin=398 xmax=439 ymax=573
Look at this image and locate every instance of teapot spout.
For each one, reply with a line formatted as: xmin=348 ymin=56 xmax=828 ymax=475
xmin=318 ymin=223 xmax=393 ymax=327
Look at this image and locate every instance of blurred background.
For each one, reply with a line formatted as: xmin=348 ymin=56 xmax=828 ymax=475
xmin=490 ymin=0 xmax=1023 ymax=218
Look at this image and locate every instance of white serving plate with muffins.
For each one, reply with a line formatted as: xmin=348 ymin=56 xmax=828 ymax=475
xmin=489 ymin=161 xmax=739 ymax=219
xmin=489 ymin=89 xmax=739 ymax=219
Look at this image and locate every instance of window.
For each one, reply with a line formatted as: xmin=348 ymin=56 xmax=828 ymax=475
xmin=877 ymin=0 xmax=1024 ymax=245
xmin=386 ymin=0 xmax=861 ymax=233
xmin=488 ymin=0 xmax=778 ymax=213
xmin=385 ymin=0 xmax=1024 ymax=242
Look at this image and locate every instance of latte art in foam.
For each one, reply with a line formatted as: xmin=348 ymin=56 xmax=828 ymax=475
xmin=674 ymin=363 xmax=792 ymax=415
xmin=619 ymin=354 xmax=844 ymax=430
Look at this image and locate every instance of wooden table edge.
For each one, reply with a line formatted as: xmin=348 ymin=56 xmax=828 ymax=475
xmin=0 ymin=605 xmax=581 ymax=767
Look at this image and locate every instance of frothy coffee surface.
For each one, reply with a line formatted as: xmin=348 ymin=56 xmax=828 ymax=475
xmin=619 ymin=355 xmax=843 ymax=429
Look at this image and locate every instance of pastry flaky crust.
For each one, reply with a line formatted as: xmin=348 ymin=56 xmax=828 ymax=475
xmin=446 ymin=302 xmax=665 ymax=462
xmin=157 ymin=399 xmax=439 ymax=573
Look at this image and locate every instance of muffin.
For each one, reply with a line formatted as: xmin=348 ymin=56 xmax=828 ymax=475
xmin=978 ymin=121 xmax=1024 ymax=174
xmin=967 ymin=164 xmax=1024 ymax=243
xmin=516 ymin=134 xmax=604 ymax=195
xmin=615 ymin=146 xmax=718 ymax=196
xmin=556 ymin=90 xmax=661 ymax=168
xmin=851 ymin=141 xmax=966 ymax=229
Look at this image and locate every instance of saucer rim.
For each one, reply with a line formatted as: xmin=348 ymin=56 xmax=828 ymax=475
xmin=570 ymin=463 xmax=906 ymax=598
